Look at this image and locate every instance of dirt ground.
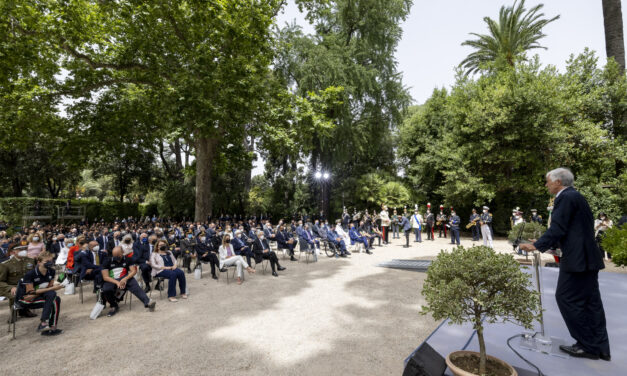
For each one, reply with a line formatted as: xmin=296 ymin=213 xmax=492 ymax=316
xmin=0 ymin=235 xmax=622 ymax=375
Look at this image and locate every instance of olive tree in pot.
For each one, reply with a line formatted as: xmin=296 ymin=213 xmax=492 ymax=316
xmin=421 ymin=246 xmax=541 ymax=376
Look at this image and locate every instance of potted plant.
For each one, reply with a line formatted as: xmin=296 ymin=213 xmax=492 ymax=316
xmin=421 ymin=246 xmax=541 ymax=376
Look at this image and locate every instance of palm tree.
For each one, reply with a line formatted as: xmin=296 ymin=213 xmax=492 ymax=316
xmin=602 ymin=0 xmax=625 ymax=73
xmin=460 ymin=0 xmax=559 ymax=75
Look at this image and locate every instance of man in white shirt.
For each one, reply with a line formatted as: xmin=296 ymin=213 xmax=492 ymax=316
xmin=410 ymin=209 xmax=422 ymax=242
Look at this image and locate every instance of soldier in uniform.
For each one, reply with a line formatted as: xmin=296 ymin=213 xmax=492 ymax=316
xmin=437 ymin=205 xmax=448 ymax=238
xmin=0 ymin=244 xmax=38 ymax=321
xmin=480 ymin=206 xmax=493 ymax=248
xmin=469 ymin=209 xmax=481 ymax=241
xmin=531 ymin=209 xmax=543 ymax=225
xmin=425 ymin=208 xmax=435 ymax=241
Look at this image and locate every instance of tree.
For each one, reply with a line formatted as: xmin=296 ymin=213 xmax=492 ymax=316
xmin=602 ymin=0 xmax=625 ymax=72
xmin=460 ymin=0 xmax=559 ymax=75
xmin=421 ymin=246 xmax=540 ymax=375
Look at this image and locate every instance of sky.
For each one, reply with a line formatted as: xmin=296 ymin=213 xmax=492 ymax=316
xmin=277 ymin=0 xmax=625 ymax=105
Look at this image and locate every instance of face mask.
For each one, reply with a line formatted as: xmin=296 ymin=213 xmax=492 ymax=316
xmin=66 ymin=242 xmax=73 ymax=248
xmin=124 ymin=239 xmax=132 ymax=244
xmin=225 ymin=239 xmax=231 ymax=244
xmin=33 ymin=237 xmax=40 ymax=242
xmin=44 ymin=261 xmax=54 ymax=268
xmin=259 ymin=235 xmax=264 ymax=240
xmin=200 ymin=237 xmax=206 ymax=242
xmin=17 ymin=250 xmax=28 ymax=257
xmin=141 ymin=238 xmax=148 ymax=244
xmin=53 ymin=237 xmax=57 ymax=241
xmin=93 ymin=245 xmax=100 ymax=252
xmin=188 ymin=235 xmax=193 ymax=239
xmin=483 ymin=210 xmax=488 ymax=213
xmin=159 ymin=245 xmax=166 ymax=251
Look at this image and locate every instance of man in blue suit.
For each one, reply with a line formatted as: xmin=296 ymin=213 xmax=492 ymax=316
xmin=276 ymin=224 xmax=298 ymax=261
xmin=327 ymin=224 xmax=349 ymax=257
xmin=96 ymin=229 xmax=114 ymax=253
xmin=232 ymin=230 xmax=253 ymax=266
xmin=349 ymin=223 xmax=371 ymax=254
xmin=74 ymin=240 xmax=107 ymax=288
xmin=521 ymin=168 xmax=609 ymax=361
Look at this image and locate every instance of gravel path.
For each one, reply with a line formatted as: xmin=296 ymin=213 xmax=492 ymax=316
xmin=1 ymin=235 xmax=621 ymax=375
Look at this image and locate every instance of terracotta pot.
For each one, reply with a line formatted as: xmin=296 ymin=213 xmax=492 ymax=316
xmin=445 ymin=350 xmax=517 ymax=376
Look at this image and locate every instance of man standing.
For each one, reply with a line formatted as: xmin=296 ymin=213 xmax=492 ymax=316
xmin=379 ymin=205 xmax=391 ymax=245
xmin=401 ymin=214 xmax=411 ymax=248
xmin=437 ymin=205 xmax=448 ymax=238
xmin=531 ymin=209 xmax=543 ymax=225
xmin=469 ymin=209 xmax=481 ymax=241
xmin=480 ymin=206 xmax=493 ymax=248
xmin=425 ymin=208 xmax=435 ymax=241
xmin=520 ymin=168 xmax=609 ymax=361
xmin=449 ymin=210 xmax=461 ymax=246
xmin=410 ymin=209 xmax=422 ymax=242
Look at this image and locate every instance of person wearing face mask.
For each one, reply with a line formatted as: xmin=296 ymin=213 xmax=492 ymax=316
xmin=194 ymin=232 xmax=221 ymax=280
xmin=51 ymin=234 xmax=66 ymax=256
xmin=0 ymin=244 xmax=38 ymax=320
xmin=231 ymin=229 xmax=253 ymax=265
xmin=219 ymin=234 xmax=255 ymax=284
xmin=27 ymin=232 xmax=45 ymax=259
xmin=150 ymin=240 xmax=187 ymax=302
xmin=66 ymin=237 xmax=85 ymax=275
xmin=101 ymin=246 xmax=156 ymax=317
xmin=133 ymin=233 xmax=155 ymax=292
xmin=479 ymin=206 xmax=493 ymax=248
xmin=252 ymin=230 xmax=285 ymax=276
xmin=74 ymin=241 xmax=106 ymax=290
xmin=180 ymin=231 xmax=197 ymax=274
xmin=449 ymin=210 xmax=461 ymax=246
xmin=15 ymin=251 xmax=64 ymax=335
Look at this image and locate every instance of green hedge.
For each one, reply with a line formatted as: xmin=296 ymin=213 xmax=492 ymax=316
xmin=0 ymin=197 xmax=140 ymax=224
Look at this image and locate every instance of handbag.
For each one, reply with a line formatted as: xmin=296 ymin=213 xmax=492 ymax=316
xmin=89 ymin=301 xmax=105 ymax=319
xmin=64 ymin=282 xmax=75 ymax=295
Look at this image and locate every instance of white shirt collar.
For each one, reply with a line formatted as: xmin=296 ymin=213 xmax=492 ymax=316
xmin=555 ymin=186 xmax=568 ymax=199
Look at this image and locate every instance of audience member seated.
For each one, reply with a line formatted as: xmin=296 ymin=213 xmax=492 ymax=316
xmin=15 ymin=251 xmax=63 ymax=336
xmin=299 ymin=224 xmax=320 ymax=262
xmin=180 ymin=231 xmax=197 ymax=273
xmin=66 ymin=236 xmax=84 ymax=277
xmin=334 ymin=219 xmax=351 ymax=245
xmin=133 ymin=233 xmax=154 ymax=292
xmin=277 ymin=224 xmax=298 ymax=262
xmin=349 ymin=223 xmax=372 ymax=254
xmin=358 ymin=222 xmax=375 ymax=248
xmin=27 ymin=232 xmax=45 ymax=259
xmin=218 ymin=234 xmax=255 ymax=285
xmin=0 ymin=244 xmax=38 ymax=320
xmin=232 ymin=229 xmax=253 ymax=265
xmin=252 ymin=231 xmax=285 ymax=277
xmin=195 ymin=232 xmax=221 ymax=280
xmin=263 ymin=221 xmax=277 ymax=241
xmin=55 ymin=237 xmax=72 ymax=266
xmin=326 ymin=224 xmax=350 ymax=257
xmin=74 ymin=241 xmax=106 ymax=291
xmin=100 ymin=246 xmax=156 ymax=317
xmin=150 ymin=240 xmax=187 ymax=302
xmin=370 ymin=223 xmax=383 ymax=246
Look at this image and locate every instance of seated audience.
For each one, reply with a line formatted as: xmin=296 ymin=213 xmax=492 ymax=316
xmin=100 ymin=246 xmax=156 ymax=317
xmin=349 ymin=223 xmax=372 ymax=254
xmin=326 ymin=224 xmax=350 ymax=257
xmin=195 ymin=232 xmax=221 ymax=280
xmin=252 ymin=231 xmax=285 ymax=277
xmin=231 ymin=230 xmax=253 ymax=265
xmin=15 ymin=251 xmax=63 ymax=335
xmin=0 ymin=244 xmax=38 ymax=320
xmin=218 ymin=233 xmax=255 ymax=285
xmin=150 ymin=240 xmax=187 ymax=302
xmin=74 ymin=240 xmax=106 ymax=290
xmin=27 ymin=232 xmax=45 ymax=259
xmin=276 ymin=224 xmax=298 ymax=261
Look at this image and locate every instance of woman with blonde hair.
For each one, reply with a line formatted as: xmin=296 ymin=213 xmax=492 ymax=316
xmin=27 ymin=232 xmax=46 ymax=258
xmin=219 ymin=233 xmax=255 ymax=285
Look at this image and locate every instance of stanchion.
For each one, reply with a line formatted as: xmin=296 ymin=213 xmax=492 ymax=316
xmin=518 ymin=251 xmax=568 ymax=357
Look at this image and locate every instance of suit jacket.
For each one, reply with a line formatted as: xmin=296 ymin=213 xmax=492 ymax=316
xmin=231 ymin=236 xmax=246 ymax=251
xmin=133 ymin=243 xmax=151 ymax=264
xmin=75 ymin=250 xmax=107 ymax=280
xmin=401 ymin=216 xmax=411 ymax=231
xmin=276 ymin=231 xmax=291 ymax=248
xmin=534 ymin=187 xmax=604 ymax=273
xmin=96 ymin=235 xmax=114 ymax=252
xmin=349 ymin=228 xmax=362 ymax=244
xmin=252 ymin=238 xmax=270 ymax=263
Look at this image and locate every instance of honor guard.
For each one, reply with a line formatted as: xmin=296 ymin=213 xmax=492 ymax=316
xmin=437 ymin=205 xmax=448 ymax=238
xmin=531 ymin=209 xmax=543 ymax=225
xmin=468 ymin=209 xmax=481 ymax=241
xmin=480 ymin=206 xmax=493 ymax=248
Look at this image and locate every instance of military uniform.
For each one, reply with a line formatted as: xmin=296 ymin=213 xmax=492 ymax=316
xmin=480 ymin=208 xmax=493 ymax=248
xmin=0 ymin=256 xmax=35 ymax=299
xmin=437 ymin=212 xmax=448 ymax=237
xmin=531 ymin=211 xmax=543 ymax=225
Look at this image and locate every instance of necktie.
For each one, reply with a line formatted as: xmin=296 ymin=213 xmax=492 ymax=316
xmin=227 ymin=246 xmax=233 ymax=257
xmin=104 ymin=236 xmax=107 ymax=245
xmin=149 ymin=245 xmax=153 ymax=256
xmin=95 ymin=251 xmax=100 ymax=265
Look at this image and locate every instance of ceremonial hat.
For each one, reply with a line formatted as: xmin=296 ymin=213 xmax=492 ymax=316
xmin=483 ymin=206 xmax=489 ymax=210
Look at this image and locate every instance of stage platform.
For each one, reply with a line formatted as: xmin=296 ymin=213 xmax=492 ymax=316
xmin=406 ymin=267 xmax=626 ymax=375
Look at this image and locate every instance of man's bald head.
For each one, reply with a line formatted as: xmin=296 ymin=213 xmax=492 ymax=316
xmin=112 ymin=246 xmax=123 ymax=258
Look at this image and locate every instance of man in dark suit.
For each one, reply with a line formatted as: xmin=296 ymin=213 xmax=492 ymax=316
xmin=133 ymin=233 xmax=153 ymax=292
xmin=520 ymin=168 xmax=610 ymax=361
xmin=251 ymin=231 xmax=285 ymax=277
xmin=97 ymin=229 xmax=114 ymax=253
xmin=232 ymin=230 xmax=253 ymax=266
xmin=74 ymin=240 xmax=106 ymax=288
xmin=50 ymin=234 xmax=66 ymax=255
xmin=276 ymin=225 xmax=298 ymax=261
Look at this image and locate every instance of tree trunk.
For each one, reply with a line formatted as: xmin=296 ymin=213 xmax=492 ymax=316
xmin=477 ymin=326 xmax=487 ymax=376
xmin=602 ymin=0 xmax=626 ymax=72
xmin=194 ymin=136 xmax=218 ymax=221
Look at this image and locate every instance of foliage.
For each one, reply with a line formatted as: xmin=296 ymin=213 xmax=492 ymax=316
xmin=507 ymin=222 xmax=546 ymax=243
xmin=399 ymin=50 xmax=627 ymax=235
xmin=157 ymin=180 xmax=195 ymax=220
xmin=602 ymin=226 xmax=627 ymax=267
xmin=380 ymin=181 xmax=411 ymax=209
xmin=0 ymin=197 xmax=139 ymax=223
xmin=461 ymin=0 xmax=559 ymax=75
xmin=421 ymin=246 xmax=541 ymax=375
